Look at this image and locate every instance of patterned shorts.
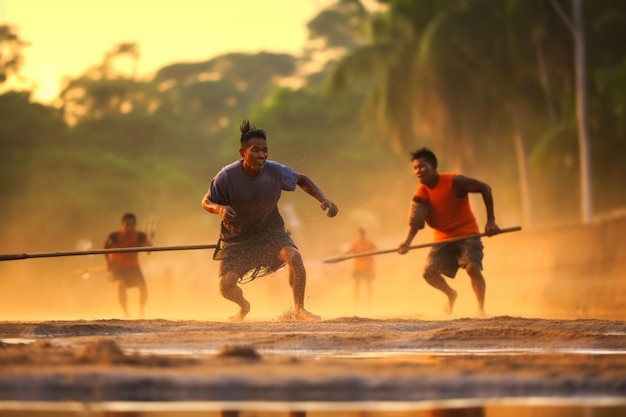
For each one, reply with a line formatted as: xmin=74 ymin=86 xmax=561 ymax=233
xmin=424 ymin=237 xmax=484 ymax=278
xmin=215 ymin=228 xmax=297 ymax=281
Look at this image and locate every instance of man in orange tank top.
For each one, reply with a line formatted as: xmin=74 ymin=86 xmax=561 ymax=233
xmin=398 ymin=148 xmax=500 ymax=317
xmin=104 ymin=213 xmax=151 ymax=318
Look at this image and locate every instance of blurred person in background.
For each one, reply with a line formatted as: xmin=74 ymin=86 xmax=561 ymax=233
xmin=202 ymin=120 xmax=338 ymax=322
xmin=346 ymin=227 xmax=376 ymax=305
xmin=104 ymin=213 xmax=151 ymax=318
xmin=398 ymin=147 xmax=500 ymax=317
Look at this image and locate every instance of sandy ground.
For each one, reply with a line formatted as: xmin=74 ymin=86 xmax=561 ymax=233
xmin=1 ymin=315 xmax=626 ymax=407
xmin=1 ymin=220 xmax=626 ymax=415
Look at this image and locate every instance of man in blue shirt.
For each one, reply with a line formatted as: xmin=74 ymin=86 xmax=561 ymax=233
xmin=202 ymin=120 xmax=338 ymax=321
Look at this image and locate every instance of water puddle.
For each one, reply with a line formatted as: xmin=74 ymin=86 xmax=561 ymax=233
xmin=6 ymin=336 xmax=625 ymax=359
xmin=128 ymin=345 xmax=626 ymax=358
xmin=1 ymin=398 xmax=626 ymax=416
xmin=3 ymin=338 xmax=626 ymax=416
xmin=0 ymin=338 xmax=35 ymax=345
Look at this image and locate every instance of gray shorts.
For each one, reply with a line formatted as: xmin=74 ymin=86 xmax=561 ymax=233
xmin=353 ymin=269 xmax=375 ymax=281
xmin=110 ymin=267 xmax=146 ymax=288
xmin=424 ymin=237 xmax=483 ymax=278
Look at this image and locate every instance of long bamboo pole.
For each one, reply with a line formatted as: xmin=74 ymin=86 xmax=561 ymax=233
xmin=0 ymin=244 xmax=218 ymax=262
xmin=322 ymin=226 xmax=522 ymax=264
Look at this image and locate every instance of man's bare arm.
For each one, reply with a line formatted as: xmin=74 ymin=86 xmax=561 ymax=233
xmin=201 ymin=191 xmax=237 ymax=221
xmin=296 ymin=174 xmax=338 ymax=217
xmin=398 ymin=198 xmax=428 ymax=254
xmin=453 ymin=175 xmax=500 ymax=235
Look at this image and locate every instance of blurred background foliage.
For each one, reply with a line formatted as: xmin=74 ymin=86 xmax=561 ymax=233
xmin=0 ymin=0 xmax=625 ymax=257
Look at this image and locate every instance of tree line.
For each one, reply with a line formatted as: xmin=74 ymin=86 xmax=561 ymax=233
xmin=1 ymin=0 xmax=625 ymax=256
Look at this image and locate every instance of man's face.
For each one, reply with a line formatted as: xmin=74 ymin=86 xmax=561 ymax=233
xmin=121 ymin=218 xmax=136 ymax=233
xmin=412 ymin=157 xmax=437 ymax=185
xmin=239 ymin=137 xmax=268 ymax=171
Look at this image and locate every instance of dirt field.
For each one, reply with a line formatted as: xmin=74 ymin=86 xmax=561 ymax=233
xmin=1 ymin=316 xmax=626 ymax=406
xmin=1 ymin=218 xmax=626 ymax=415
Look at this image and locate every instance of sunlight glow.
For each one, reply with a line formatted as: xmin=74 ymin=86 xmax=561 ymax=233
xmin=2 ymin=0 xmax=334 ymax=103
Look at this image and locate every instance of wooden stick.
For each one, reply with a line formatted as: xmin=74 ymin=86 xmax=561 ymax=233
xmin=0 ymin=243 xmax=218 ymax=262
xmin=322 ymin=226 xmax=522 ymax=264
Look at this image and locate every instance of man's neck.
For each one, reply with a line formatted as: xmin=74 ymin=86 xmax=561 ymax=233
xmin=240 ymin=160 xmax=262 ymax=177
xmin=424 ymin=172 xmax=440 ymax=188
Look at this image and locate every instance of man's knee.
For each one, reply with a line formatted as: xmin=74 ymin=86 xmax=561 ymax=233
xmin=281 ymin=246 xmax=300 ymax=260
xmin=422 ymin=267 xmax=440 ymax=284
xmin=280 ymin=246 xmax=303 ymax=265
xmin=219 ymin=272 xmax=239 ymax=292
xmin=465 ymin=262 xmax=483 ymax=277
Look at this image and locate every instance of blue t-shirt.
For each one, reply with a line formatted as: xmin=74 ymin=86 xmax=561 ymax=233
xmin=207 ymin=160 xmax=299 ymax=240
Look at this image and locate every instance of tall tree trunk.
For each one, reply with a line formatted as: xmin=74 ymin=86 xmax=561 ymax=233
xmin=572 ymin=0 xmax=592 ymax=224
xmin=549 ymin=0 xmax=592 ymax=224
xmin=536 ymin=42 xmax=557 ymax=125
xmin=510 ymin=102 xmax=533 ymax=228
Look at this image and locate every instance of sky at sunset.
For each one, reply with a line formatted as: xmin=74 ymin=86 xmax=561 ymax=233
xmin=1 ymin=0 xmax=332 ymax=103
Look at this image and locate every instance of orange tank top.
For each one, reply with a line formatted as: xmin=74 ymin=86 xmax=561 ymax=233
xmin=414 ymin=173 xmax=479 ymax=241
xmin=106 ymin=231 xmax=146 ymax=269
xmin=351 ymin=237 xmax=375 ymax=272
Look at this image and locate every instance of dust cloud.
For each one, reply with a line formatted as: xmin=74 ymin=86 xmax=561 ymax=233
xmin=2 ymin=222 xmax=625 ymax=322
xmin=1 ymin=169 xmax=625 ymax=322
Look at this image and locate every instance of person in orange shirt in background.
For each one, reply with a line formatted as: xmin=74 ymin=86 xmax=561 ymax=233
xmin=347 ymin=227 xmax=376 ymax=304
xmin=398 ymin=148 xmax=500 ymax=317
xmin=104 ymin=213 xmax=151 ymax=318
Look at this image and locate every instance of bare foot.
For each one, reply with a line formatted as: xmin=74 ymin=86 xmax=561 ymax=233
xmin=228 ymin=301 xmax=250 ymax=322
xmin=294 ymin=308 xmax=321 ymax=321
xmin=476 ymin=309 xmax=489 ymax=318
xmin=444 ymin=290 xmax=458 ymax=315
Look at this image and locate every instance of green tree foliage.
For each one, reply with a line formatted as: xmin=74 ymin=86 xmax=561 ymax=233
xmin=330 ymin=0 xmax=626 ymax=227
xmin=0 ymin=24 xmax=28 ymax=84
xmin=1 ymin=0 xmax=625 ymax=261
xmin=0 ymin=91 xmax=65 ymax=200
xmin=247 ymin=84 xmax=406 ymax=254
xmin=307 ymin=0 xmax=368 ymax=52
xmin=1 ymin=30 xmax=398 ymax=254
xmin=154 ymin=52 xmax=297 ymax=106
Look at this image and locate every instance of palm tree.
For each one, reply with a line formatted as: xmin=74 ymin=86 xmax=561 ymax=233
xmin=329 ymin=0 xmax=589 ymax=228
xmin=330 ymin=2 xmax=533 ymax=220
xmin=328 ymin=8 xmax=421 ymax=153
